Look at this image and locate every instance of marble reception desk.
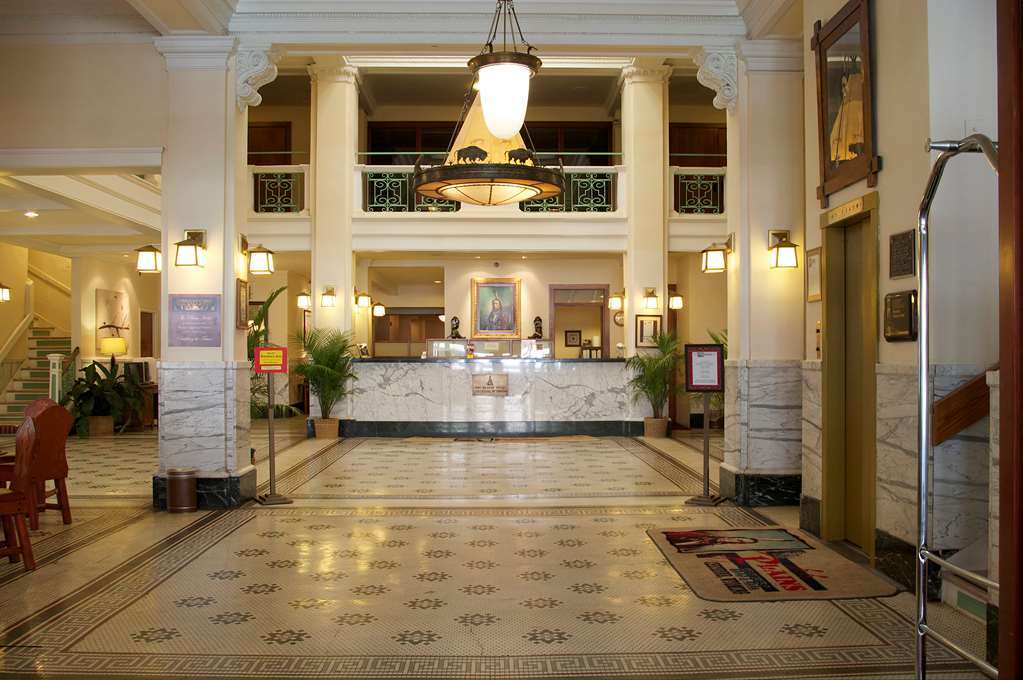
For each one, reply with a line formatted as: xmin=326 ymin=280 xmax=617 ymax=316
xmin=339 ymin=358 xmax=650 ymax=436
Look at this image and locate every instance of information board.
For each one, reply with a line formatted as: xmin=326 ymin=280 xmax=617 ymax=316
xmin=684 ymin=344 xmax=725 ymax=393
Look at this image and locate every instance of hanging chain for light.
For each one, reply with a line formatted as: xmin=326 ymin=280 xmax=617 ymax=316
xmin=479 ymin=0 xmax=536 ymax=55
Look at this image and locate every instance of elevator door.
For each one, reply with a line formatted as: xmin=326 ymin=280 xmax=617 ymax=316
xmin=842 ymin=219 xmax=875 ymax=550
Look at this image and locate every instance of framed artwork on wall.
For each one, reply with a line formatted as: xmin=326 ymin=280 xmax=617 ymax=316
xmin=806 ymin=247 xmax=822 ymax=302
xmin=95 ymin=289 xmax=131 ymax=353
xmin=889 ymin=230 xmax=917 ymax=279
xmin=636 ymin=315 xmax=662 ymax=348
xmin=236 ymin=279 xmax=250 ymax=330
xmin=471 ymin=277 xmax=521 ymax=339
xmin=564 ymin=329 xmax=582 ymax=347
xmin=811 ymin=0 xmax=880 ymax=208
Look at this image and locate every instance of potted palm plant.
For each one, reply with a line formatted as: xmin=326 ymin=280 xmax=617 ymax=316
xmin=293 ymin=328 xmax=357 ymax=439
xmin=62 ymin=358 xmax=145 ymax=436
xmin=626 ymin=332 xmax=682 ymax=438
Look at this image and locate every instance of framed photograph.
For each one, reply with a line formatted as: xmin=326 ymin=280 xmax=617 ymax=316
xmin=811 ymin=0 xmax=880 ymax=208
xmin=806 ymin=247 xmax=822 ymax=302
xmin=471 ymin=277 xmax=521 ymax=339
xmin=564 ymin=330 xmax=582 ymax=347
xmin=235 ymin=279 xmax=249 ymax=330
xmin=635 ymin=315 xmax=662 ymax=349
xmin=889 ymin=230 xmax=916 ymax=279
xmin=684 ymin=344 xmax=725 ymax=393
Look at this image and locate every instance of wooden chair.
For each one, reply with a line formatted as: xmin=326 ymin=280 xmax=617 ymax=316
xmin=0 ymin=400 xmax=73 ymax=530
xmin=0 ymin=418 xmax=39 ymax=570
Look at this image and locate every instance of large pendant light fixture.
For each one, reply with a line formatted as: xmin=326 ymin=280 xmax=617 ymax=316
xmin=413 ymin=0 xmax=563 ymax=207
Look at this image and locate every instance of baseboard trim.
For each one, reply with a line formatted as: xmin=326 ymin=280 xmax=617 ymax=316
xmin=718 ymin=468 xmax=801 ymax=506
xmin=152 ymin=469 xmax=257 ymax=510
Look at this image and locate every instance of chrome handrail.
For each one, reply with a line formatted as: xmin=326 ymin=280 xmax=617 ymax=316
xmin=916 ymin=133 xmax=999 ymax=680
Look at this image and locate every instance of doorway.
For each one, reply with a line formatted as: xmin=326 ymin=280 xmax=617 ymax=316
xmin=140 ymin=311 xmax=155 ymax=358
xmin=821 ymin=193 xmax=879 ymax=557
xmin=549 ymin=285 xmax=609 ymax=359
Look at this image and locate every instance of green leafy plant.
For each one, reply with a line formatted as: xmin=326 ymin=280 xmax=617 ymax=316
xmin=292 ymin=328 xmax=357 ymax=421
xmin=707 ymin=328 xmax=728 ymax=358
xmin=626 ymin=332 xmax=683 ymax=419
xmin=247 ymin=285 xmax=287 ymax=360
xmin=700 ymin=328 xmax=728 ymax=424
xmin=61 ymin=357 xmax=144 ymax=436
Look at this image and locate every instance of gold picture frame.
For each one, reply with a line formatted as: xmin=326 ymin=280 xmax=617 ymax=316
xmin=471 ymin=277 xmax=521 ymax=339
xmin=235 ymin=279 xmax=249 ymax=330
xmin=806 ymin=247 xmax=822 ymax=302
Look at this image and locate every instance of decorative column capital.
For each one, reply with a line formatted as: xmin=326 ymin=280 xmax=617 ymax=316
xmin=621 ymin=65 xmax=672 ymax=85
xmin=154 ymin=36 xmax=236 ymax=71
xmin=694 ymin=47 xmax=738 ymax=112
xmin=236 ymin=44 xmax=284 ymax=111
xmin=307 ymin=62 xmax=359 ymax=85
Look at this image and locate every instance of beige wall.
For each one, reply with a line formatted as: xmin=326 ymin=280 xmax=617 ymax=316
xmin=27 ymin=250 xmax=71 ymax=332
xmin=802 ymin=0 xmax=998 ymax=366
xmin=0 ymin=44 xmax=167 ymax=149
xmin=0 ymin=244 xmax=29 ymax=365
xmin=552 ymin=305 xmax=602 ymax=359
xmin=72 ymin=256 xmax=161 ymax=365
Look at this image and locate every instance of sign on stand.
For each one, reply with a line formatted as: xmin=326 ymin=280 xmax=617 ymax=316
xmin=683 ymin=344 xmax=725 ymax=506
xmin=254 ymin=346 xmax=292 ymax=506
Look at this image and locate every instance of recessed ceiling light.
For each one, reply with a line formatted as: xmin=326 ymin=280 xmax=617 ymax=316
xmin=474 ymin=256 xmax=481 ymax=259
xmin=433 ymin=280 xmax=443 ymax=284
xmin=24 ymin=210 xmax=39 ymax=218
xmin=521 ymin=255 xmax=528 ymax=259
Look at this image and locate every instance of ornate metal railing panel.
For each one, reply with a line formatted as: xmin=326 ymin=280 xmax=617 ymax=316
xmin=253 ymin=171 xmax=305 ymax=213
xmin=673 ymin=169 xmax=725 ymax=215
xmin=520 ymin=171 xmax=617 ymax=212
xmin=363 ymin=172 xmax=460 ymax=212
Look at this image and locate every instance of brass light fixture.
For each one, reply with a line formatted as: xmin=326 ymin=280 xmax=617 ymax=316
xmin=413 ymin=0 xmax=564 ymax=207
xmin=642 ymin=288 xmax=659 ymax=310
xmin=174 ymin=230 xmax=207 ymax=268
xmin=768 ymin=229 xmax=799 ymax=269
xmin=135 ymin=245 xmax=162 ymax=274
xmin=248 ymin=244 xmax=275 ymax=276
xmin=668 ymin=294 xmax=685 ymax=310
xmin=355 ymin=291 xmax=372 ymax=308
xmin=297 ymin=291 xmax=312 ymax=309
xmin=0 ymin=283 xmax=10 ymax=303
xmin=607 ymin=292 xmax=624 ymax=311
xmin=372 ymin=302 xmax=386 ymax=317
xmin=701 ymin=235 xmax=733 ymax=274
xmin=321 ymin=286 xmax=337 ymax=308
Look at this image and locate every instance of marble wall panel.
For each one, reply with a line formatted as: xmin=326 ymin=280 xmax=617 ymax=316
xmin=723 ymin=360 xmax=802 ymax=475
xmin=802 ymin=361 xmax=823 ymax=501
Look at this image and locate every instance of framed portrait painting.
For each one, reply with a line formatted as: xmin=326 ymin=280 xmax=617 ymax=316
xmin=471 ymin=278 xmax=521 ymax=339
xmin=811 ymin=0 xmax=880 ymax=207
xmin=636 ymin=315 xmax=662 ymax=349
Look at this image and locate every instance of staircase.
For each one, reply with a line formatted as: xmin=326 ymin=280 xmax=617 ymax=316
xmin=0 ymin=320 xmax=72 ymax=433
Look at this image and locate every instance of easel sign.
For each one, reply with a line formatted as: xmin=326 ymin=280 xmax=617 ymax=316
xmin=254 ymin=346 xmax=292 ymax=506
xmin=683 ymin=343 xmax=725 ymax=506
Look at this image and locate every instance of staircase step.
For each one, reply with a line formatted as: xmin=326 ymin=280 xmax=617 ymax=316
xmin=19 ymin=369 xmax=49 ymax=380
xmin=10 ymin=381 xmax=48 ymax=391
xmin=8 ymin=391 xmax=45 ymax=401
xmin=0 ymin=404 xmax=26 ymax=415
xmin=30 ymin=337 xmax=71 ymax=347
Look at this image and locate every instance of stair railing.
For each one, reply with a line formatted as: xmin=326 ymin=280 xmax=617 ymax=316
xmin=916 ymin=133 xmax=1000 ymax=679
xmin=0 ymin=280 xmax=34 ymax=396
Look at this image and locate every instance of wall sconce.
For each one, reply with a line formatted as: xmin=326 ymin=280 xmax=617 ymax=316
xmin=174 ymin=230 xmax=207 ymax=268
xmin=642 ymin=288 xmax=659 ymax=309
xmin=248 ymin=244 xmax=275 ymax=276
xmin=297 ymin=291 xmax=312 ymax=309
xmin=768 ymin=229 xmax=799 ymax=269
xmin=668 ymin=294 xmax=684 ymax=310
xmin=701 ymin=235 xmax=732 ymax=274
xmin=99 ymin=336 xmax=128 ymax=357
xmin=608 ymin=292 xmax=624 ymax=311
xmin=321 ymin=286 xmax=337 ymax=307
xmin=135 ymin=245 xmax=162 ymax=274
xmin=355 ymin=291 xmax=372 ymax=308
xmin=372 ymin=302 xmax=386 ymax=317
xmin=0 ymin=283 xmax=10 ymax=303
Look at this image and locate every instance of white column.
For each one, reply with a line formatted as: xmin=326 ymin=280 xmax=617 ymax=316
xmin=698 ymin=41 xmax=805 ymax=504
xmin=154 ymin=36 xmax=253 ymax=507
xmin=309 ymin=57 xmax=358 ymax=351
xmin=621 ymin=63 xmax=671 ymax=356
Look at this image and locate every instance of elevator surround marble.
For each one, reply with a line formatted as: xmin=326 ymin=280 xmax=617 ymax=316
xmin=153 ymin=361 xmax=254 ymax=509
xmin=800 ymin=360 xmax=823 ymax=535
xmin=721 ymin=359 xmax=802 ymax=506
xmin=339 ymin=358 xmax=650 ymax=436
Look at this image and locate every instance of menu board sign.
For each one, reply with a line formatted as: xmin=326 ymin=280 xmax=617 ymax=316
xmin=168 ymin=294 xmax=222 ymax=348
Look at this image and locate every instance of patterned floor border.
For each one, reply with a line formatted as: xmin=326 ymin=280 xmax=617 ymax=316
xmin=0 ymin=506 xmax=979 ymax=679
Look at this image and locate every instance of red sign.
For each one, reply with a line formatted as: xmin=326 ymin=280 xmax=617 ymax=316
xmin=254 ymin=346 xmax=288 ymax=374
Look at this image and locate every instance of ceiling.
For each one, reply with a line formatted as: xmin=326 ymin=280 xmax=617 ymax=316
xmin=369 ymin=266 xmax=446 ymax=291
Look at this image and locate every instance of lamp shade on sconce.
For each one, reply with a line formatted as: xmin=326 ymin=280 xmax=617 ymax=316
xmin=248 ymin=245 xmax=275 ymax=276
xmin=668 ymin=294 xmax=684 ymax=310
xmin=321 ymin=287 xmax=337 ymax=308
xmin=297 ymin=291 xmax=312 ymax=309
xmin=0 ymin=283 xmax=10 ymax=303
xmin=768 ymin=236 xmax=800 ymax=269
xmin=99 ymin=336 xmax=127 ymax=356
xmin=356 ymin=292 xmax=372 ymax=308
xmin=701 ymin=245 xmax=728 ymax=273
xmin=372 ymin=302 xmax=386 ymax=317
xmin=135 ymin=245 xmax=161 ymax=274
xmin=642 ymin=288 xmax=658 ymax=310
xmin=174 ymin=233 xmax=206 ymax=268
xmin=608 ymin=293 xmax=624 ymax=311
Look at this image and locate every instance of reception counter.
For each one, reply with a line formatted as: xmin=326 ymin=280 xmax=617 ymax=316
xmin=339 ymin=358 xmax=649 ymax=437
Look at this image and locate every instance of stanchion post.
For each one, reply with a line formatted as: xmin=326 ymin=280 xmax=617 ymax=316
xmin=256 ymin=346 xmax=292 ymax=506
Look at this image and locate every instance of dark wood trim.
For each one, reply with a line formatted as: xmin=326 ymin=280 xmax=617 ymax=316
xmin=548 ymin=284 xmax=610 ymax=359
xmin=998 ymin=0 xmax=1022 ymax=672
xmin=931 ymin=365 xmax=997 ymax=447
xmin=667 ymin=283 xmax=682 ymax=428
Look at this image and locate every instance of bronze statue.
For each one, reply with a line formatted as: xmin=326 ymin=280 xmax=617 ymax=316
xmin=528 ymin=316 xmax=543 ymax=339
xmin=449 ymin=316 xmax=464 ymax=339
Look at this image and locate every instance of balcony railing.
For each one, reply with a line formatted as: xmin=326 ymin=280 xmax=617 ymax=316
xmin=363 ymin=170 xmax=461 ymax=212
xmin=519 ymin=170 xmax=617 ymax=212
xmin=249 ymin=165 xmax=309 ymax=215
xmin=672 ymin=166 xmax=725 ymax=215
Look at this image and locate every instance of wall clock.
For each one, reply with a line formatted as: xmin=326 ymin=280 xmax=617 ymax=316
xmin=613 ymin=311 xmax=625 ymax=327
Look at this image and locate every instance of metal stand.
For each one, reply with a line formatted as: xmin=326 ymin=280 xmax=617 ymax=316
xmin=257 ymin=371 xmax=292 ymax=506
xmin=686 ymin=393 xmax=724 ymax=506
xmin=916 ymin=135 xmax=999 ymax=679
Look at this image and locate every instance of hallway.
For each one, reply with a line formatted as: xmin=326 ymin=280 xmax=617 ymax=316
xmin=0 ymin=437 xmax=984 ymax=679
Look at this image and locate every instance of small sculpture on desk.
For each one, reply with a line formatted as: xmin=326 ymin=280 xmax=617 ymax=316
xmin=449 ymin=316 xmax=464 ymax=339
xmin=528 ymin=316 xmax=543 ymax=339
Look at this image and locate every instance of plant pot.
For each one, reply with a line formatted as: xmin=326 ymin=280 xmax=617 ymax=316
xmin=88 ymin=415 xmax=115 ymax=436
xmin=643 ymin=417 xmax=668 ymax=439
xmin=313 ymin=417 xmax=340 ymax=439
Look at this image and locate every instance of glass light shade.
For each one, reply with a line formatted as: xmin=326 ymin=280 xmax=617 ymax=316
xmin=297 ymin=292 xmax=312 ymax=309
xmin=356 ymin=293 xmax=372 ymax=308
xmin=99 ymin=336 xmax=128 ymax=356
xmin=248 ymin=246 xmax=275 ymax=276
xmin=438 ymin=182 xmax=541 ymax=206
xmin=0 ymin=284 xmax=10 ymax=302
xmin=668 ymin=294 xmax=684 ymax=310
xmin=135 ymin=246 xmax=161 ymax=274
xmin=608 ymin=294 xmax=624 ymax=311
xmin=701 ymin=247 xmax=727 ymax=273
xmin=321 ymin=287 xmax=337 ymax=307
xmin=372 ymin=302 xmax=386 ymax=317
xmin=476 ymin=62 xmax=532 ymax=140
xmin=769 ymin=239 xmax=799 ymax=269
xmin=174 ymin=238 xmax=206 ymax=268
xmin=643 ymin=290 xmax=659 ymax=309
